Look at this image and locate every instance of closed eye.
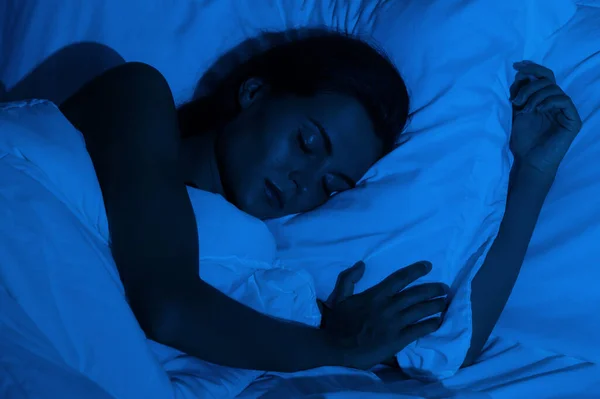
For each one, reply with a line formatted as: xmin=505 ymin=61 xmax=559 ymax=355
xmin=297 ymin=130 xmax=312 ymax=154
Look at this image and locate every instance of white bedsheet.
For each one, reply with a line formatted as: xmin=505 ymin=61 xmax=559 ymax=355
xmin=237 ymin=336 xmax=600 ymax=399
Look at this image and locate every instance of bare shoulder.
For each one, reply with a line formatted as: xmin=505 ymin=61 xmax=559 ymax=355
xmin=61 ymin=62 xmax=175 ymax=118
xmin=60 ymin=62 xmax=180 ymax=163
xmin=102 ymin=62 xmax=172 ymax=94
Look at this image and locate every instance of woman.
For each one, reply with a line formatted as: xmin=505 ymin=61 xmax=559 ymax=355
xmin=60 ymin=28 xmax=582 ymax=373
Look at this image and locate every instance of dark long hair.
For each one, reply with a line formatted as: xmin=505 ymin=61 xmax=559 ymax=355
xmin=178 ymin=30 xmax=410 ymax=154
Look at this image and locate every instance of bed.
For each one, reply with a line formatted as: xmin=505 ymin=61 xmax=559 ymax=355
xmin=1 ymin=1 xmax=599 ymax=398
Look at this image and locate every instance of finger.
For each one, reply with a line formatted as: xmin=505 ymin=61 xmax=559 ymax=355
xmin=361 ymin=261 xmax=432 ymax=301
xmin=396 ymin=317 xmax=443 ymax=349
xmin=521 ymin=85 xmax=565 ymax=112
xmin=384 ymin=283 xmax=449 ymax=315
xmin=540 ymin=97 xmax=583 ymax=147
xmin=534 ymin=94 xmax=583 ymax=156
xmin=396 ymin=298 xmax=447 ymax=328
xmin=510 ymin=71 xmax=537 ymax=100
xmin=329 ymin=261 xmax=366 ymax=304
xmin=556 ymin=109 xmax=582 ymax=132
xmin=536 ymin=95 xmax=581 ymax=125
xmin=513 ymin=61 xmax=556 ymax=83
xmin=511 ymin=78 xmax=554 ymax=107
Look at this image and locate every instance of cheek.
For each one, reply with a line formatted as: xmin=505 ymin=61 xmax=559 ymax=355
xmin=255 ymin=103 xmax=301 ymax=169
xmin=262 ymin=134 xmax=294 ymax=170
xmin=339 ymin=138 xmax=382 ymax=177
xmin=240 ymin=108 xmax=290 ymax=166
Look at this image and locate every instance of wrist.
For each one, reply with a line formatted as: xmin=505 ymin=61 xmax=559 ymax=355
xmin=510 ymin=161 xmax=556 ymax=191
xmin=316 ymin=304 xmax=356 ymax=368
xmin=317 ymin=299 xmax=331 ymax=329
xmin=316 ymin=328 xmax=347 ymax=367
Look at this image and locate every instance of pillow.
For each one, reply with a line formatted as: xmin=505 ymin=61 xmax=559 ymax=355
xmin=0 ymin=0 xmax=577 ymax=380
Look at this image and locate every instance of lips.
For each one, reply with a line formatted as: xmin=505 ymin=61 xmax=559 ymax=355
xmin=264 ymin=178 xmax=284 ymax=209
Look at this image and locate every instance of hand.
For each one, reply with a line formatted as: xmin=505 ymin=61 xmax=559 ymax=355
xmin=510 ymin=61 xmax=582 ymax=179
xmin=320 ymin=261 xmax=448 ymax=370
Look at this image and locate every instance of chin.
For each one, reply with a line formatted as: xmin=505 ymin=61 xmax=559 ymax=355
xmin=243 ymin=203 xmax=270 ymax=220
xmin=228 ymin=190 xmax=258 ymax=216
xmin=224 ymin=181 xmax=260 ymax=217
xmin=240 ymin=199 xmax=274 ymax=220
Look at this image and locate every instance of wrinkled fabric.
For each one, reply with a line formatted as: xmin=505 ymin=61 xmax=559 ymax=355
xmin=0 ymin=100 xmax=320 ymax=399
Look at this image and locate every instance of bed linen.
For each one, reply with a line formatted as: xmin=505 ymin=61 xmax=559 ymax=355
xmin=0 ymin=0 xmax=598 ymax=398
xmin=237 ymin=336 xmax=600 ymax=398
xmin=0 ymin=0 xmax=577 ymax=380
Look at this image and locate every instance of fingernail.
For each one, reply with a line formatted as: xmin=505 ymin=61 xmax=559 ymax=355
xmin=421 ymin=261 xmax=432 ymax=271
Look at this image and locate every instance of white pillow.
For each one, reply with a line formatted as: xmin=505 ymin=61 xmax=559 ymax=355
xmin=0 ymin=0 xmax=577 ymax=380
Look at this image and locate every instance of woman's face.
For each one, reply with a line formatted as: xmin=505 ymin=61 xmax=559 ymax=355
xmin=217 ymin=78 xmax=384 ymax=220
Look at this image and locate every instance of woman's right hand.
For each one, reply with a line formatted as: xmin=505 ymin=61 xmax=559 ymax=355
xmin=321 ymin=261 xmax=448 ymax=370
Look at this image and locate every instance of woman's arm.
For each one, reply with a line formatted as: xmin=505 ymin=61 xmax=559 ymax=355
xmin=60 ymin=62 xmax=340 ymax=372
xmin=464 ymin=59 xmax=582 ymax=368
xmin=462 ymin=165 xmax=554 ymax=367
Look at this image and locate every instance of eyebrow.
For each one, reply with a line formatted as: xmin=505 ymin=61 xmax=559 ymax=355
xmin=309 ymin=118 xmax=357 ymax=189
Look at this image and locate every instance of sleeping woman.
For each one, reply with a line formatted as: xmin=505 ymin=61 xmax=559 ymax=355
xmin=59 ymin=31 xmax=582 ymax=372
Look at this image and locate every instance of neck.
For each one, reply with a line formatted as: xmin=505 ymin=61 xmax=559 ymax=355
xmin=179 ymin=131 xmax=225 ymax=196
xmin=177 ymin=101 xmax=227 ymax=196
